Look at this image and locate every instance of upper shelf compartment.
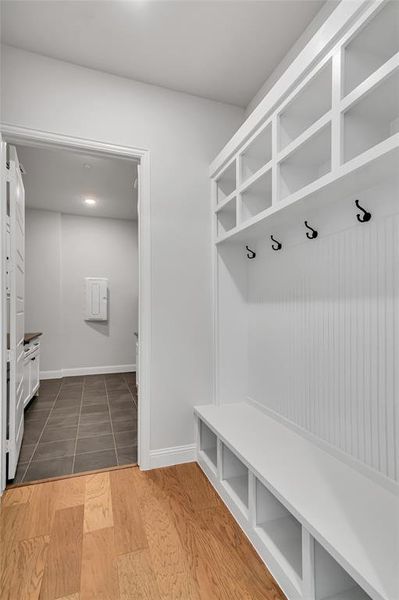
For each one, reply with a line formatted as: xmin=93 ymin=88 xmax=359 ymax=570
xmin=216 ymin=160 xmax=236 ymax=204
xmin=239 ymin=123 xmax=272 ymax=185
xmin=278 ymin=60 xmax=332 ymax=152
xmin=279 ymin=123 xmax=331 ymax=200
xmin=343 ymin=67 xmax=399 ymax=162
xmin=343 ymin=1 xmax=399 ymax=97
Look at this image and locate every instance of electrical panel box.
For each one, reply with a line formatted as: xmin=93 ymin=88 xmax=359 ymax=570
xmin=84 ymin=277 xmax=108 ymax=321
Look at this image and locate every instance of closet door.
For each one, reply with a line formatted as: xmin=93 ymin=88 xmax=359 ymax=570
xmin=7 ymin=145 xmax=25 ymax=479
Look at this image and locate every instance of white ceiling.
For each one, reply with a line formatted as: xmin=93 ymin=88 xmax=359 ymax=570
xmin=1 ymin=0 xmax=325 ymax=107
xmin=16 ymin=144 xmax=138 ymax=220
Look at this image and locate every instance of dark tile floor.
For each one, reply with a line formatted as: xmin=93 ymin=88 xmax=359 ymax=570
xmin=11 ymin=372 xmax=137 ymax=484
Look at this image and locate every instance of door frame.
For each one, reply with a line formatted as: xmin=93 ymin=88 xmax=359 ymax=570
xmin=0 ymin=125 xmax=152 ymax=492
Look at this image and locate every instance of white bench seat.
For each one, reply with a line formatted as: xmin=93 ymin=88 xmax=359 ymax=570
xmin=194 ymin=402 xmax=398 ymax=600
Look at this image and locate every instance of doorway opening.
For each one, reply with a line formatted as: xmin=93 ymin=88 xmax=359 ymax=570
xmin=1 ymin=129 xmax=150 ymax=490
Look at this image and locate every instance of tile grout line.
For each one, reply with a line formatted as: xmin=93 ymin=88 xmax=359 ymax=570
xmin=19 ymin=373 xmax=137 ymax=481
xmin=71 ymin=377 xmax=86 ymax=474
xmin=20 ymin=380 xmax=64 ymax=482
xmin=105 ymin=376 xmax=120 ymax=466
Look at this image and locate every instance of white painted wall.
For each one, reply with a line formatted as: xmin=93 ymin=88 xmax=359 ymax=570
xmin=61 ymin=213 xmax=137 ymax=371
xmin=25 ymin=209 xmax=62 ymax=372
xmin=25 ymin=208 xmax=138 ymax=374
xmin=1 ymin=45 xmax=244 ymax=452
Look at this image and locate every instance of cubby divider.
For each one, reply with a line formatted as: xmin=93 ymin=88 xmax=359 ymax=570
xmin=216 ymin=195 xmax=236 ymax=236
xmin=240 ymin=168 xmax=272 ymax=222
xmin=240 ymin=123 xmax=272 ymax=184
xmin=216 ymin=161 xmax=236 ymax=204
xmin=343 ymin=68 xmax=399 ymax=162
xmin=279 ymin=124 xmax=331 ymax=200
xmin=314 ymin=541 xmax=372 ymax=600
xmin=255 ymin=479 xmax=303 ymax=585
xmin=343 ymin=1 xmax=399 ymax=97
xmin=279 ymin=60 xmax=332 ymax=151
xmin=221 ymin=444 xmax=249 ymax=513
xmin=199 ymin=421 xmax=217 ymax=472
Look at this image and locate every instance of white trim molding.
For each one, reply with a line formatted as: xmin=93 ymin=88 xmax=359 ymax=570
xmin=0 ymin=123 xmax=152 ymax=488
xmin=148 ymin=443 xmax=196 ymax=470
xmin=40 ymin=364 xmax=136 ymax=380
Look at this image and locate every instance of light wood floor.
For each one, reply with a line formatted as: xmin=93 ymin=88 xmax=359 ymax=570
xmin=1 ymin=462 xmax=285 ymax=600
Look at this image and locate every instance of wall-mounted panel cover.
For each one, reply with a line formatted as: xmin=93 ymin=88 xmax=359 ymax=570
xmin=85 ymin=277 xmax=108 ymax=321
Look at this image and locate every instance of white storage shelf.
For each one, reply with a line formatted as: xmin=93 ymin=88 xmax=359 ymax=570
xmin=255 ymin=479 xmax=302 ymax=585
xmin=216 ymin=196 xmax=236 ymax=236
xmin=216 ymin=161 xmax=236 ymax=204
xmin=279 ymin=124 xmax=331 ymax=200
xmin=240 ymin=123 xmax=272 ymax=184
xmin=212 ymin=1 xmax=399 ymax=244
xmin=240 ymin=168 xmax=272 ymax=222
xmin=314 ymin=542 xmax=372 ymax=600
xmin=279 ymin=60 xmax=332 ymax=151
xmin=343 ymin=1 xmax=399 ymax=97
xmin=199 ymin=420 xmax=217 ymax=472
xmin=194 ymin=403 xmax=398 ymax=600
xmin=221 ymin=443 xmax=249 ymax=513
xmin=343 ymin=67 xmax=399 ymax=162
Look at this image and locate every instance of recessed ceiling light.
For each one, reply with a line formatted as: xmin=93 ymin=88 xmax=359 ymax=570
xmin=84 ymin=198 xmax=96 ymax=206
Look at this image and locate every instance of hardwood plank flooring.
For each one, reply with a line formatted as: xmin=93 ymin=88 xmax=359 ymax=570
xmin=1 ymin=463 xmax=286 ymax=600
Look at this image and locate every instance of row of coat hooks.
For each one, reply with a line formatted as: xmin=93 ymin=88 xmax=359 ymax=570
xmin=245 ymin=199 xmax=371 ymax=259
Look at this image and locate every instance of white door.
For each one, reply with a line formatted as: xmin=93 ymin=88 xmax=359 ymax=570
xmin=7 ymin=145 xmax=25 ymax=479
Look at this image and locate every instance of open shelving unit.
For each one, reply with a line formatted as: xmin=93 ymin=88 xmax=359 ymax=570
xmin=212 ymin=0 xmax=399 ymax=245
xmin=199 ymin=3 xmax=399 ymax=600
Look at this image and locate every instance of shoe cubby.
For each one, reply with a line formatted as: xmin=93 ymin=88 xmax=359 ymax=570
xmin=343 ymin=1 xmax=399 ymax=97
xmin=240 ymin=123 xmax=272 ymax=184
xmin=216 ymin=161 xmax=236 ymax=204
xmin=343 ymin=68 xmax=399 ymax=162
xmin=199 ymin=421 xmax=217 ymax=472
xmin=255 ymin=479 xmax=302 ymax=583
xmin=216 ymin=196 xmax=236 ymax=236
xmin=314 ymin=541 xmax=372 ymax=600
xmin=278 ymin=60 xmax=332 ymax=151
xmin=278 ymin=124 xmax=331 ymax=200
xmin=240 ymin=169 xmax=272 ymax=222
xmin=221 ymin=444 xmax=249 ymax=512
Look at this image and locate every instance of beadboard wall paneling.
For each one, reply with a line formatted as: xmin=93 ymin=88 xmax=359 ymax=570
xmin=247 ymin=189 xmax=398 ymax=483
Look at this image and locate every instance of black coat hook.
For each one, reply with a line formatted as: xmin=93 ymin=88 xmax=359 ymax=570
xmin=355 ymin=199 xmax=371 ymax=223
xmin=304 ymin=221 xmax=318 ymax=240
xmin=270 ymin=235 xmax=282 ymax=251
xmin=245 ymin=245 xmax=256 ymax=259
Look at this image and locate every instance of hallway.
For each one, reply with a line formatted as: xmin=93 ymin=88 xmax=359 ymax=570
xmin=1 ymin=463 xmax=284 ymax=599
xmin=13 ymin=372 xmax=137 ymax=484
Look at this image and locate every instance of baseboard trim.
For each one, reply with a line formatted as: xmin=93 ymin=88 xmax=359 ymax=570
xmin=40 ymin=364 xmax=136 ymax=379
xmin=148 ymin=443 xmax=196 ymax=470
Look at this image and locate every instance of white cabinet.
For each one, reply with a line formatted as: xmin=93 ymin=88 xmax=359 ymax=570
xmin=23 ymin=340 xmax=40 ymax=408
